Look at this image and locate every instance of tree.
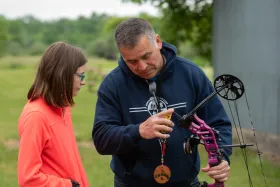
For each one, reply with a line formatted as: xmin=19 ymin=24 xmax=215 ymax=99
xmin=124 ymin=0 xmax=212 ymax=62
xmin=0 ymin=16 xmax=8 ymax=57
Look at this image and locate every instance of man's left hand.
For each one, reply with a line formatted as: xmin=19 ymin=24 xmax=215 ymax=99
xmin=201 ymin=160 xmax=230 ymax=182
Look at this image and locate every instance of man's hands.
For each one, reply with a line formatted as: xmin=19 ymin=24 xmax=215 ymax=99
xmin=139 ymin=108 xmax=174 ymax=139
xmin=201 ymin=160 xmax=230 ymax=182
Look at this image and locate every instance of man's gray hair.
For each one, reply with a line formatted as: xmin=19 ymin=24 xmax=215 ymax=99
xmin=115 ymin=18 xmax=156 ymax=49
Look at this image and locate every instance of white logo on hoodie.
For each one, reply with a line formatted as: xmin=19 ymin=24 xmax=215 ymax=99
xmin=129 ymin=97 xmax=186 ymax=116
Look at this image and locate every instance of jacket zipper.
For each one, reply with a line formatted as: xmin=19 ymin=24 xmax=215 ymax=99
xmin=62 ymin=108 xmax=76 ymax=184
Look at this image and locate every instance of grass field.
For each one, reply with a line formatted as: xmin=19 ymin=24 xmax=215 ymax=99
xmin=0 ymin=56 xmax=279 ymax=187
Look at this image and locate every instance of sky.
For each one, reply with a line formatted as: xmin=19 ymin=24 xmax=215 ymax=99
xmin=0 ymin=0 xmax=159 ymax=20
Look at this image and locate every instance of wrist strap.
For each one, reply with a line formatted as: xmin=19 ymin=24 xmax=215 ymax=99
xmin=71 ymin=179 xmax=80 ymax=187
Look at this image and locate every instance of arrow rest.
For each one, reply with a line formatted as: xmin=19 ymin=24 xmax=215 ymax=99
xmin=183 ymin=135 xmax=201 ymax=154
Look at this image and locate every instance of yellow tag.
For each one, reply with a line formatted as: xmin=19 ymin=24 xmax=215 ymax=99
xmin=164 ymin=113 xmax=172 ymax=120
xmin=160 ymin=113 xmax=172 ymax=134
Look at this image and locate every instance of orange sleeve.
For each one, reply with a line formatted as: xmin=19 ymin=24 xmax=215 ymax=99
xmin=17 ymin=111 xmax=72 ymax=187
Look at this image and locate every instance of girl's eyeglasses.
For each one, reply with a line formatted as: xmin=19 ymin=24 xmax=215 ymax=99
xmin=75 ymin=73 xmax=86 ymax=81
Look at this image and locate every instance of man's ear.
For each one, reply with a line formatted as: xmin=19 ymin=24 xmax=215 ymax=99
xmin=155 ymin=34 xmax=162 ymax=49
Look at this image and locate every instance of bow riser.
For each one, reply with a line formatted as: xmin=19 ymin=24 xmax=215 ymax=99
xmin=187 ymin=114 xmax=224 ymax=187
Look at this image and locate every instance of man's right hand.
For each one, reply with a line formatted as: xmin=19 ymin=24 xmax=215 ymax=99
xmin=139 ymin=108 xmax=174 ymax=139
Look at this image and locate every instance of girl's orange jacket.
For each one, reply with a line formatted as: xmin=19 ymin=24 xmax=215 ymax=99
xmin=17 ymin=98 xmax=89 ymax=187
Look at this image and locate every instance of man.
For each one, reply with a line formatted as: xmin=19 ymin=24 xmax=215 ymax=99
xmin=92 ymin=18 xmax=231 ymax=187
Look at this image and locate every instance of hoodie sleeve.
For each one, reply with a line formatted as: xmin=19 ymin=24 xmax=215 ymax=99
xmin=194 ymin=68 xmax=232 ymax=165
xmin=18 ymin=111 xmax=72 ymax=187
xmin=92 ymin=77 xmax=142 ymax=155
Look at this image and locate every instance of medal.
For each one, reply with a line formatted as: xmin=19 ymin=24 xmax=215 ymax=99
xmin=154 ymin=137 xmax=171 ymax=184
xmin=154 ymin=165 xmax=171 ymax=184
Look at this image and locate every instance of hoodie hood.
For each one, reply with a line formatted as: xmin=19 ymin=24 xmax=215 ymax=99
xmin=117 ymin=41 xmax=177 ymax=79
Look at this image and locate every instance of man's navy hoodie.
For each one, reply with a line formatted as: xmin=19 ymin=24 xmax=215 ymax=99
xmin=92 ymin=42 xmax=232 ymax=187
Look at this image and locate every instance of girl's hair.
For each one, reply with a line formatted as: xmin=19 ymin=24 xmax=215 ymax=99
xmin=27 ymin=41 xmax=87 ymax=108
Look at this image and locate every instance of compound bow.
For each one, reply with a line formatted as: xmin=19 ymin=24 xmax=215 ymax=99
xmin=178 ymin=74 xmax=268 ymax=187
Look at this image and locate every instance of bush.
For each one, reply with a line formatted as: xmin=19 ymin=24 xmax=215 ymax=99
xmin=86 ymin=35 xmax=118 ymax=60
xmin=178 ymin=41 xmax=210 ymax=67
xmin=7 ymin=42 xmax=24 ymax=56
xmin=28 ymin=42 xmax=47 ymax=56
xmin=178 ymin=41 xmax=198 ymax=60
xmin=9 ymin=62 xmax=25 ymax=69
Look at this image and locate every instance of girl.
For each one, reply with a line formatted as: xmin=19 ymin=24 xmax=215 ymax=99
xmin=17 ymin=41 xmax=89 ymax=187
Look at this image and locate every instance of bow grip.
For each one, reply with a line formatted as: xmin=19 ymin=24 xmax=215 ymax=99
xmin=208 ymin=157 xmax=224 ymax=187
xmin=207 ymin=181 xmax=224 ymax=187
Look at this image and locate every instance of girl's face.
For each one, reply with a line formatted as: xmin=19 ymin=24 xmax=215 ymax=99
xmin=73 ymin=64 xmax=87 ymax=97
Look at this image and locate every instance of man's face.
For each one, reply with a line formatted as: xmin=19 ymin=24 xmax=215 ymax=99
xmin=119 ymin=34 xmax=163 ymax=79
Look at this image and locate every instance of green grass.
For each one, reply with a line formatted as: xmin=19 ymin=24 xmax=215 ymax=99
xmin=0 ymin=56 xmax=279 ymax=187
